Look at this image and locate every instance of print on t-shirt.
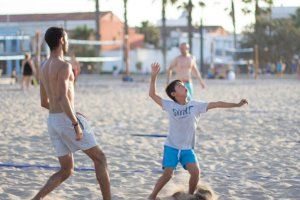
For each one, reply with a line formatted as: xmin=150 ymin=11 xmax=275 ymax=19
xmin=172 ymin=106 xmax=194 ymax=118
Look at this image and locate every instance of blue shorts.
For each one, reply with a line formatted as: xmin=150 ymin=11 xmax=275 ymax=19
xmin=184 ymin=82 xmax=193 ymax=100
xmin=162 ymin=145 xmax=198 ymax=170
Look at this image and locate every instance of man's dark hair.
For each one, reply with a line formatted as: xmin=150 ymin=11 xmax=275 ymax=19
xmin=44 ymin=27 xmax=65 ymax=51
xmin=166 ymin=79 xmax=181 ymax=102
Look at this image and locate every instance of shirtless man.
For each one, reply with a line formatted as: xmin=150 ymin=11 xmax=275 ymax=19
xmin=32 ymin=27 xmax=111 ymax=200
xmin=167 ymin=43 xmax=206 ymax=100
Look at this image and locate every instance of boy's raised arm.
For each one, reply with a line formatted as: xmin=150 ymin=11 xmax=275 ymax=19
xmin=149 ymin=62 xmax=163 ymax=107
xmin=207 ymin=99 xmax=248 ymax=111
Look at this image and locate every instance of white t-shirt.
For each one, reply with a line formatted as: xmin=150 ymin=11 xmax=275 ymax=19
xmin=162 ymin=99 xmax=208 ymax=150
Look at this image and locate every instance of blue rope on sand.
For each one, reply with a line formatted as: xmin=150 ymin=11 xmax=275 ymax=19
xmin=131 ymin=134 xmax=167 ymax=138
xmin=0 ymin=163 xmax=94 ymax=171
xmin=0 ymin=162 xmax=164 ymax=173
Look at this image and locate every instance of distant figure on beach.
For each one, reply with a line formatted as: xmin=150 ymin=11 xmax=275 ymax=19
xmin=32 ymin=27 xmax=111 ymax=200
xmin=70 ymin=53 xmax=81 ymax=84
xmin=227 ymin=65 xmax=235 ymax=81
xmin=11 ymin=67 xmax=18 ymax=84
xmin=246 ymin=61 xmax=254 ymax=78
xmin=112 ymin=65 xmax=119 ymax=77
xmin=148 ymin=62 xmax=248 ymax=200
xmin=291 ymin=60 xmax=297 ymax=74
xmin=271 ymin=62 xmax=276 ymax=74
xmin=167 ymin=43 xmax=206 ymax=100
xmin=266 ymin=62 xmax=272 ymax=74
xmin=282 ymin=61 xmax=286 ymax=75
xmin=276 ymin=60 xmax=286 ymax=77
xmin=21 ymin=53 xmax=36 ymax=90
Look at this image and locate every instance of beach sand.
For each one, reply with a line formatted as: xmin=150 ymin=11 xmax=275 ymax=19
xmin=0 ymin=75 xmax=299 ymax=200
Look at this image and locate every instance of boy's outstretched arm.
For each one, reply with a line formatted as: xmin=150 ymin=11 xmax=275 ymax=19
xmin=149 ymin=62 xmax=163 ymax=107
xmin=207 ymin=99 xmax=248 ymax=111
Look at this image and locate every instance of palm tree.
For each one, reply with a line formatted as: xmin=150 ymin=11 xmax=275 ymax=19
xmin=177 ymin=0 xmax=194 ymax=53
xmin=94 ymin=0 xmax=101 ymax=56
xmin=123 ymin=0 xmax=130 ymax=76
xmin=224 ymin=0 xmax=237 ymax=48
xmin=231 ymin=0 xmax=237 ymax=49
xmin=241 ymin=0 xmax=273 ymax=78
xmin=242 ymin=0 xmax=273 ymax=34
xmin=71 ymin=25 xmax=96 ymax=57
xmin=291 ymin=8 xmax=300 ymax=28
xmin=177 ymin=0 xmax=205 ymax=54
xmin=161 ymin=0 xmax=178 ymax=71
xmin=186 ymin=0 xmax=193 ymax=54
xmin=199 ymin=1 xmax=205 ymax=73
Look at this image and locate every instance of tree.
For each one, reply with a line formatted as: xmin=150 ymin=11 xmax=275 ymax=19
xmin=231 ymin=0 xmax=237 ymax=48
xmin=71 ymin=25 xmax=95 ymax=40
xmin=176 ymin=0 xmax=206 ymax=54
xmin=291 ymin=8 xmax=300 ymax=28
xmin=241 ymin=17 xmax=300 ymax=72
xmin=123 ymin=0 xmax=130 ymax=76
xmin=198 ymin=1 xmax=205 ymax=73
xmin=177 ymin=0 xmax=193 ymax=53
xmin=241 ymin=0 xmax=273 ymax=72
xmin=224 ymin=0 xmax=237 ymax=48
xmin=241 ymin=19 xmax=273 ymax=66
xmin=71 ymin=25 xmax=96 ymax=57
xmin=271 ymin=19 xmax=300 ymax=69
xmin=138 ymin=21 xmax=160 ymax=48
xmin=94 ymin=0 xmax=101 ymax=56
xmin=161 ymin=0 xmax=178 ymax=71
xmin=241 ymin=0 xmax=273 ymax=34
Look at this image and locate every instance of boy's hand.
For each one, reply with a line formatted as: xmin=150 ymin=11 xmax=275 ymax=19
xmin=151 ymin=62 xmax=160 ymax=76
xmin=238 ymin=99 xmax=248 ymax=107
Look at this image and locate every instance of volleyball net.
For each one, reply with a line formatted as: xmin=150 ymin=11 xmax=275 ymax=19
xmin=0 ymin=37 xmax=123 ymax=75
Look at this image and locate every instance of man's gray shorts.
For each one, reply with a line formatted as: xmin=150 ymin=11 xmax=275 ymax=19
xmin=47 ymin=113 xmax=97 ymax=157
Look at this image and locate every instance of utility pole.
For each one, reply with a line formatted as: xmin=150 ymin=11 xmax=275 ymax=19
xmin=187 ymin=0 xmax=193 ymax=54
xmin=123 ymin=0 xmax=132 ymax=81
xmin=254 ymin=44 xmax=259 ymax=79
xmin=95 ymin=0 xmax=101 ymax=55
xmin=200 ymin=18 xmax=204 ymax=74
xmin=35 ymin=31 xmax=41 ymax=81
xmin=161 ymin=0 xmax=167 ymax=72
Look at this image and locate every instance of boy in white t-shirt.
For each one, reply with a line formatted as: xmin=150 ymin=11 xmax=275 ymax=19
xmin=148 ymin=63 xmax=248 ymax=200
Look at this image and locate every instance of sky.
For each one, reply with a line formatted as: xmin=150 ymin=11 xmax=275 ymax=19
xmin=0 ymin=0 xmax=299 ymax=33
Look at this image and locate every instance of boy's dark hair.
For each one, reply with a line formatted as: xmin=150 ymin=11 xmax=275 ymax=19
xmin=44 ymin=27 xmax=65 ymax=51
xmin=166 ymin=79 xmax=181 ymax=102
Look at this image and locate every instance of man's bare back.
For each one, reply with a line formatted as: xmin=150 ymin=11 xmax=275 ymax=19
xmin=40 ymin=58 xmax=74 ymax=113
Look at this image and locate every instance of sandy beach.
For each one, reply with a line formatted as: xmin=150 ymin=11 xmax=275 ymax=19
xmin=0 ymin=75 xmax=299 ymax=200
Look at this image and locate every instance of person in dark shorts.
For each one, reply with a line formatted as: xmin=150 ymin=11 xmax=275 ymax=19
xmin=21 ymin=53 xmax=36 ymax=90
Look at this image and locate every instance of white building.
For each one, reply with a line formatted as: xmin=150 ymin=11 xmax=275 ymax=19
xmin=0 ymin=12 xmax=146 ymax=75
xmin=156 ymin=12 xmax=241 ymax=68
xmin=270 ymin=6 xmax=299 ymax=19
